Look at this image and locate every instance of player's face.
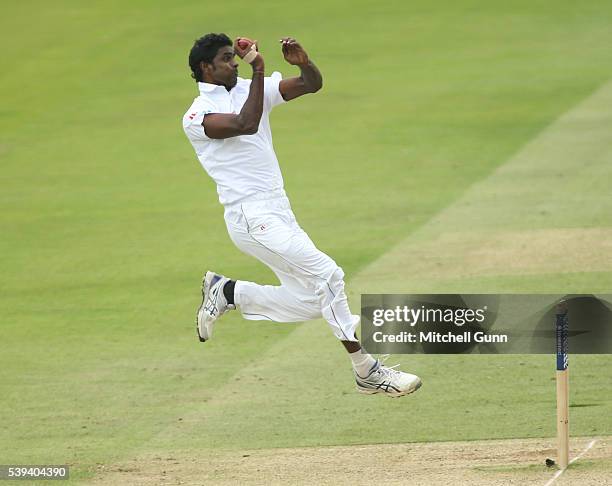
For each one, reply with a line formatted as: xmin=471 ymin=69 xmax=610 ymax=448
xmin=209 ymin=46 xmax=239 ymax=90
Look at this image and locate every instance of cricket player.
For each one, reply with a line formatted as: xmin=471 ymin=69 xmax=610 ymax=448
xmin=182 ymin=33 xmax=421 ymax=397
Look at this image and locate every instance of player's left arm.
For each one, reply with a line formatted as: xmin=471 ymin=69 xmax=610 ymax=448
xmin=278 ymin=37 xmax=323 ymax=101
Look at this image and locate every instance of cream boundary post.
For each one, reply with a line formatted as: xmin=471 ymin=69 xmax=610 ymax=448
xmin=555 ymin=301 xmax=569 ymax=470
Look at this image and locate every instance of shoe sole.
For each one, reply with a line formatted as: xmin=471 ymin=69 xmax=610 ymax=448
xmin=196 ymin=271 xmax=215 ymax=343
xmin=356 ymin=378 xmax=422 ymax=398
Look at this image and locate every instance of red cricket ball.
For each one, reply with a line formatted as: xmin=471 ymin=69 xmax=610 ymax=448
xmin=238 ymin=38 xmax=250 ymax=49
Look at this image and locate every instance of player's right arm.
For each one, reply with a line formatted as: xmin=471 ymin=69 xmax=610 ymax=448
xmin=203 ymin=39 xmax=265 ymax=139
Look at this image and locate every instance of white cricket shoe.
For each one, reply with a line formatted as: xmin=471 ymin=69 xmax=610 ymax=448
xmin=196 ymin=271 xmax=235 ymax=342
xmin=355 ymin=357 xmax=422 ymax=398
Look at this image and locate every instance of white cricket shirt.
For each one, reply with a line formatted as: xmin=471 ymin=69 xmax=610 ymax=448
xmin=182 ymin=72 xmax=287 ymax=206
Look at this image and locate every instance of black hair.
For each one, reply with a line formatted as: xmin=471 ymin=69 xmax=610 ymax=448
xmin=189 ymin=33 xmax=232 ymax=82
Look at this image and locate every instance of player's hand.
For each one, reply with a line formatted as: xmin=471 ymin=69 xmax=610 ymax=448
xmin=280 ymin=37 xmax=309 ymax=67
xmin=234 ymin=37 xmax=264 ymax=68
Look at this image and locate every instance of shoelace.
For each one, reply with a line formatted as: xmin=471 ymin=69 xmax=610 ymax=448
xmin=375 ymin=354 xmax=403 ymax=378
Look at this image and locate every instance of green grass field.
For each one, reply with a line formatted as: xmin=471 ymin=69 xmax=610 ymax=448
xmin=2 ymin=1 xmax=612 ymax=484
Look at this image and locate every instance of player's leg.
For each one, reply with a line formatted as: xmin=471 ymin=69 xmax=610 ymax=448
xmin=196 ymin=267 xmax=320 ymax=340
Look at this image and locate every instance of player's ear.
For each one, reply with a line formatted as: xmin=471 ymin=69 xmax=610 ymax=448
xmin=200 ymin=61 xmax=212 ymax=77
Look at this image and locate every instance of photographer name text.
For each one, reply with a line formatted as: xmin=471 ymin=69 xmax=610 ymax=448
xmin=372 ymin=331 xmax=507 ymax=344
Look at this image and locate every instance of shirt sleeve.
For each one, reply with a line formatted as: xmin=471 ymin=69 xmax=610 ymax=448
xmin=264 ymin=71 xmax=286 ymax=110
xmin=182 ymin=99 xmax=217 ymax=141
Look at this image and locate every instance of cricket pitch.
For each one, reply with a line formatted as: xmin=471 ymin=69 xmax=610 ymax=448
xmin=87 ymin=436 xmax=610 ymax=485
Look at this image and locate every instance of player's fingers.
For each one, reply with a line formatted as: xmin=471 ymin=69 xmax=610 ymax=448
xmin=280 ymin=37 xmax=298 ymax=47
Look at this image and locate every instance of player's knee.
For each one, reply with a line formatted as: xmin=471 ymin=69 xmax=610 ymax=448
xmin=327 ymin=267 xmax=344 ymax=291
xmin=314 ymin=266 xmax=346 ymax=301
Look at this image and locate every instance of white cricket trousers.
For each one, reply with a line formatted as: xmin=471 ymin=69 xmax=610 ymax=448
xmin=223 ymin=193 xmax=359 ymax=342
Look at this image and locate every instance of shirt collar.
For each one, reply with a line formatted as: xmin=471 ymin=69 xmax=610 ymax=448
xmin=198 ymin=81 xmax=226 ymax=94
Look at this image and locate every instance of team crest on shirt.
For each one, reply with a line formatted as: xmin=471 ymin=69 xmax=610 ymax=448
xmin=188 ymin=112 xmax=197 ymax=120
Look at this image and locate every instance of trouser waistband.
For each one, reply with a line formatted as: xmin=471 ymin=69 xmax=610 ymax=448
xmin=224 ymin=188 xmax=287 ymax=209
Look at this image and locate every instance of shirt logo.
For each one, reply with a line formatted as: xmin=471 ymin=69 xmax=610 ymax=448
xmin=188 ymin=112 xmax=197 ymax=120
